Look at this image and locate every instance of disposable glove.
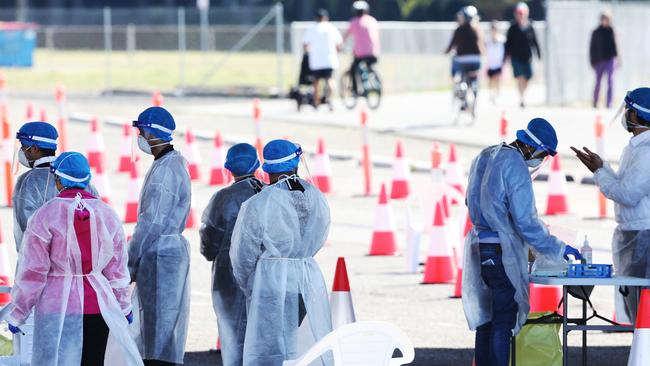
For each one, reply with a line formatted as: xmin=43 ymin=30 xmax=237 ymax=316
xmin=564 ymin=245 xmax=583 ymax=261
xmin=8 ymin=324 xmax=21 ymax=334
xmin=126 ymin=311 xmax=134 ymax=324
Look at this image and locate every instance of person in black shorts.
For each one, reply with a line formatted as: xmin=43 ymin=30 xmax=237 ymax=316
xmin=504 ymin=3 xmax=541 ymax=108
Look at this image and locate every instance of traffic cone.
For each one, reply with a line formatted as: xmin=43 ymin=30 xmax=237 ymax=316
xmin=330 ymin=257 xmax=356 ymax=329
xmin=545 ymin=155 xmax=569 ymax=215
xmin=118 ymin=122 xmax=132 ymax=173
xmin=55 ymin=84 xmax=68 ymax=152
xmin=390 ymin=141 xmax=410 ymax=199
xmin=529 ymin=283 xmax=562 ymax=315
xmin=209 ymin=131 xmax=230 ymax=186
xmin=184 ymin=129 xmax=201 ymax=181
xmin=595 ymin=116 xmax=608 ymax=219
xmin=87 ymin=117 xmax=105 ymax=171
xmin=444 ymin=144 xmax=464 ymax=204
xmin=451 ymin=213 xmax=472 ymax=298
xmin=0 ymin=220 xmax=12 ymax=305
xmin=39 ymin=108 xmax=47 ymax=122
xmin=422 ymin=202 xmax=456 ymax=284
xmin=152 ymin=90 xmax=164 ymax=106
xmin=431 ymin=142 xmax=443 ymax=184
xmin=186 ymin=197 xmax=196 ymax=229
xmin=628 ymin=289 xmax=650 ymax=365
xmin=124 ymin=161 xmax=141 ymax=223
xmin=499 ymin=111 xmax=508 ymax=142
xmin=368 ymin=184 xmax=398 ymax=256
xmin=92 ymin=161 xmax=112 ymax=204
xmin=25 ymin=103 xmax=33 ymax=120
xmin=313 ymin=138 xmax=332 ymax=194
xmin=1 ymin=105 xmax=13 ymax=208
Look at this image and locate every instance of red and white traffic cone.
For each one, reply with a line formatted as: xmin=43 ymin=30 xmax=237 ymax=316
xmin=628 ymin=289 xmax=650 ymax=365
xmin=431 ymin=142 xmax=443 ymax=184
xmin=25 ymin=103 xmax=33 ymax=120
xmin=1 ymin=105 xmax=13 ymax=207
xmin=451 ymin=213 xmax=473 ymax=298
xmin=330 ymin=257 xmax=356 ymax=329
xmin=152 ymin=90 xmax=164 ymax=106
xmin=545 ymin=155 xmax=569 ymax=215
xmin=444 ymin=144 xmax=464 ymax=205
xmin=118 ymin=122 xmax=132 ymax=173
xmin=390 ymin=141 xmax=410 ymax=199
xmin=0 ymin=219 xmax=12 ymax=305
xmin=55 ymin=84 xmax=68 ymax=152
xmin=422 ymin=202 xmax=456 ymax=284
xmin=360 ymin=108 xmax=372 ymax=196
xmin=595 ymin=115 xmax=608 ymax=219
xmin=39 ymin=107 xmax=47 ymax=122
xmin=184 ymin=129 xmax=201 ymax=181
xmin=124 ymin=161 xmax=141 ymax=223
xmin=313 ymin=138 xmax=332 ymax=194
xmin=87 ymin=117 xmax=105 ymax=171
xmin=209 ymin=132 xmax=230 ymax=186
xmin=92 ymin=161 xmax=112 ymax=204
xmin=368 ymin=183 xmax=398 ymax=256
xmin=252 ymin=99 xmax=269 ymax=183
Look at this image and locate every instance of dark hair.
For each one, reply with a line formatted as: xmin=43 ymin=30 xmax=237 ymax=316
xmin=39 ymin=148 xmax=56 ymax=157
xmin=315 ymin=8 xmax=329 ymax=21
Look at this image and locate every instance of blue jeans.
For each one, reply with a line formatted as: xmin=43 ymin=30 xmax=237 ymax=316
xmin=475 ymin=244 xmax=518 ymax=366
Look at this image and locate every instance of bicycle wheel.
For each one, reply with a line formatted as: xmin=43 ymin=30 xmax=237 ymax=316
xmin=365 ymin=71 xmax=382 ymax=110
xmin=339 ymin=71 xmax=358 ymax=110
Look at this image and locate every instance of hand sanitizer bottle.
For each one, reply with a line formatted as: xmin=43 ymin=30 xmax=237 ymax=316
xmin=581 ymin=235 xmax=593 ymax=264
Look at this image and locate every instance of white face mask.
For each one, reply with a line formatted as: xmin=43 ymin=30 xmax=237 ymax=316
xmin=18 ymin=149 xmax=31 ymax=168
xmin=526 ymin=158 xmax=543 ymax=168
xmin=137 ymin=135 xmax=153 ymax=155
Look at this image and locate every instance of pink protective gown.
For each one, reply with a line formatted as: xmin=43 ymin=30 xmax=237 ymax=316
xmin=4 ymin=190 xmax=143 ymax=366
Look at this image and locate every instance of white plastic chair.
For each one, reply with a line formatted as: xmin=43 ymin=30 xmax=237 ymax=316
xmin=283 ymin=321 xmax=415 ymax=366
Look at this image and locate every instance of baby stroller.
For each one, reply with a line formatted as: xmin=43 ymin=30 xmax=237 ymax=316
xmin=289 ymin=53 xmax=332 ymax=111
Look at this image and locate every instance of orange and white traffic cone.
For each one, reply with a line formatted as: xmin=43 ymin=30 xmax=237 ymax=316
xmin=595 ymin=115 xmax=608 ymax=219
xmin=444 ymin=144 xmax=464 ymax=204
xmin=390 ymin=141 xmax=410 ymax=199
xmin=87 ymin=117 xmax=105 ymax=171
xmin=92 ymin=161 xmax=112 ymax=204
xmin=1 ymin=105 xmax=13 ymax=207
xmin=330 ymin=257 xmax=356 ymax=329
xmin=152 ymin=90 xmax=164 ymax=106
xmin=184 ymin=129 xmax=202 ymax=181
xmin=252 ymin=99 xmax=269 ymax=184
xmin=545 ymin=155 xmax=569 ymax=215
xmin=209 ymin=131 xmax=231 ymax=186
xmin=368 ymin=183 xmax=398 ymax=256
xmin=118 ymin=122 xmax=132 ymax=173
xmin=313 ymin=138 xmax=332 ymax=194
xmin=431 ymin=142 xmax=443 ymax=184
xmin=628 ymin=289 xmax=650 ymax=365
xmin=451 ymin=213 xmax=472 ymax=298
xmin=55 ymin=84 xmax=68 ymax=152
xmin=124 ymin=161 xmax=141 ymax=223
xmin=422 ymin=202 xmax=456 ymax=284
xmin=39 ymin=107 xmax=47 ymax=122
xmin=499 ymin=111 xmax=508 ymax=142
xmin=185 ymin=195 xmax=196 ymax=229
xmin=529 ymin=283 xmax=562 ymax=315
xmin=0 ymin=219 xmax=12 ymax=305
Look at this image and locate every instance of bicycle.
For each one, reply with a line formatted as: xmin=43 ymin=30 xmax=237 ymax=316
xmin=339 ymin=61 xmax=382 ymax=110
xmin=451 ymin=69 xmax=478 ymax=125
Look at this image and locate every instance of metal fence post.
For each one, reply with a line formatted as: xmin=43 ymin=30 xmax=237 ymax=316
xmin=275 ymin=2 xmax=284 ymax=95
xmin=103 ymin=7 xmax=112 ymax=93
xmin=178 ymin=7 xmax=187 ymax=94
xmin=200 ymin=6 xmax=209 ymax=52
xmin=126 ymin=23 xmax=136 ymax=65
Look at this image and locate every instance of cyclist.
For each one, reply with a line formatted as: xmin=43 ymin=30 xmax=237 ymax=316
xmin=344 ymin=1 xmax=380 ymax=95
xmin=445 ymin=5 xmax=485 ymax=98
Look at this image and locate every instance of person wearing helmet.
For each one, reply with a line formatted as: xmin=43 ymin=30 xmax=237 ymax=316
xmin=230 ymin=139 xmax=332 ymax=366
xmin=464 ymin=118 xmax=581 ymax=366
xmin=345 ymin=1 xmax=380 ymax=95
xmin=572 ymin=87 xmax=650 ymax=325
xmin=504 ymin=2 xmax=541 ymax=108
xmin=445 ymin=6 xmax=484 ymax=79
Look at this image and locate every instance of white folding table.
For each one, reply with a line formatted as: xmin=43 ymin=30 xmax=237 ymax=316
xmin=524 ymin=275 xmax=650 ymax=366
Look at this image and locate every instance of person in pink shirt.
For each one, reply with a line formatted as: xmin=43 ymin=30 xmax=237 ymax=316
xmin=4 ymin=152 xmax=142 ymax=366
xmin=344 ymin=1 xmax=380 ymax=94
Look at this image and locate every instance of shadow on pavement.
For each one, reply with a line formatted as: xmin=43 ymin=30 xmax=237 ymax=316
xmin=413 ymin=346 xmax=630 ymax=366
xmin=185 ymin=346 xmax=630 ymax=365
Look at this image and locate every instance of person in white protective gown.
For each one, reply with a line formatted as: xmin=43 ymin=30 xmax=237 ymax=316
xmin=13 ymin=122 xmax=99 ymax=252
xmin=230 ymin=139 xmax=333 ymax=366
xmin=463 ymin=118 xmax=581 ymax=366
xmin=572 ymin=87 xmax=650 ymax=325
xmin=200 ymin=143 xmax=264 ymax=366
xmin=3 ymin=152 xmax=142 ymax=366
xmin=129 ymin=106 xmax=191 ymax=366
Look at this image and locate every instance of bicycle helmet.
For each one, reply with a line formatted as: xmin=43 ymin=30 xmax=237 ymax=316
xmin=352 ymin=1 xmax=370 ymax=12
xmin=459 ymin=6 xmax=478 ymax=23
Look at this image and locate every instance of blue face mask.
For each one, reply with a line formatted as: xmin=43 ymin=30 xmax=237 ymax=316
xmin=526 ymin=158 xmax=543 ymax=168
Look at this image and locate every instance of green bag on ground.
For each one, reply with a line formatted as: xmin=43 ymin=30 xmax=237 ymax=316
xmin=0 ymin=333 xmax=12 ymax=356
xmin=512 ymin=311 xmax=562 ymax=366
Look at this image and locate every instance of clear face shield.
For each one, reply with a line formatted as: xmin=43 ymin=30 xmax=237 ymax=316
xmin=613 ymin=92 xmax=650 ymax=132
xmin=12 ymin=132 xmax=58 ymax=175
xmin=266 ymin=144 xmax=313 ymax=184
xmin=131 ymin=120 xmax=171 ymax=159
xmin=518 ymin=128 xmax=556 ymax=180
